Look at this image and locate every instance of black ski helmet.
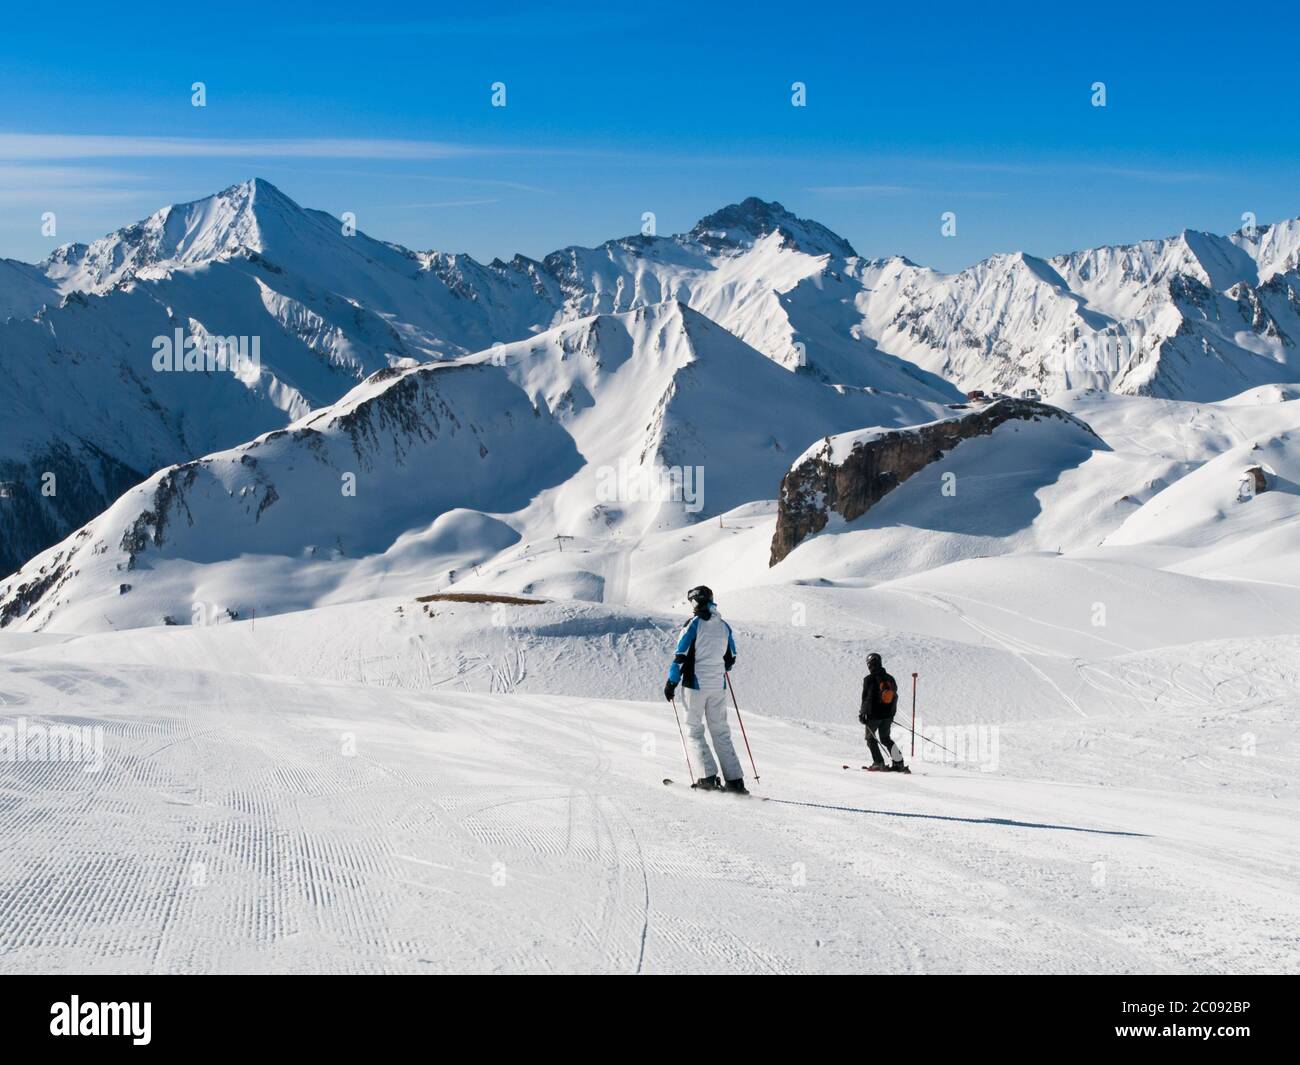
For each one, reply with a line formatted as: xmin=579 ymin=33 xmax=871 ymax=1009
xmin=867 ymin=652 xmax=882 ymax=669
xmin=686 ymin=585 xmax=714 ymax=606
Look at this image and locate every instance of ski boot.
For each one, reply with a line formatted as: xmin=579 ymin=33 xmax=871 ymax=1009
xmin=692 ymin=775 xmax=722 ymax=791
xmin=866 ymin=762 xmax=890 ymax=772
xmin=723 ymin=778 xmax=750 ymax=795
xmin=889 ymin=762 xmax=912 ymax=774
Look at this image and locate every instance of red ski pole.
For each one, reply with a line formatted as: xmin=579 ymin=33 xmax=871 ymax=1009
xmin=724 ymin=672 xmax=760 ymax=783
xmin=911 ymin=672 xmax=918 ymax=758
xmin=670 ymin=695 xmax=695 ymax=782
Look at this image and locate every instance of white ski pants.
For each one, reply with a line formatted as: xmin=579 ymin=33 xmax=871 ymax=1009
xmin=683 ymin=687 xmax=744 ymax=781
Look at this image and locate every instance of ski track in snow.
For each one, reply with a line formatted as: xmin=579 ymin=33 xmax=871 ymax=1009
xmin=0 ymin=649 xmax=1296 ymax=975
xmin=883 ymin=587 xmax=1092 ymax=719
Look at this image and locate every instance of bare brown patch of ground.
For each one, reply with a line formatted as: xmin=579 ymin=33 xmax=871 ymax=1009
xmin=415 ymin=592 xmax=545 ymax=605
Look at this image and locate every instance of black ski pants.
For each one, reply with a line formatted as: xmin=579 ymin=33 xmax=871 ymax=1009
xmin=865 ymin=717 xmax=903 ymax=765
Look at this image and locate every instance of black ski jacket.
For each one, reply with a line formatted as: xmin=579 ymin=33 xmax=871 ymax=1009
xmin=860 ymin=669 xmax=899 ymax=721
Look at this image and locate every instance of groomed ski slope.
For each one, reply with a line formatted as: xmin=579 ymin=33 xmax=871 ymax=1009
xmin=2 ymin=382 xmax=1298 ymax=974
xmin=2 ymin=563 xmax=1296 ymax=974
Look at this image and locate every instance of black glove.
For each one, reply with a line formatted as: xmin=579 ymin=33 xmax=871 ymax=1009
xmin=723 ymin=651 xmax=735 ymax=672
xmin=858 ymin=711 xmax=867 ymax=725
xmin=664 ymin=681 xmax=677 ymax=701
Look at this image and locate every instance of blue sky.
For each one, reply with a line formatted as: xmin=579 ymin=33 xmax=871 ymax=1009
xmin=2 ymin=0 xmax=1297 ymax=270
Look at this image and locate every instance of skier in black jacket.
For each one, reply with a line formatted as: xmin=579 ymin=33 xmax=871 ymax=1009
xmin=860 ymin=652 xmax=910 ymax=773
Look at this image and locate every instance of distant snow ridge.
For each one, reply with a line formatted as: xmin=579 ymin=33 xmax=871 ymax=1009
xmin=0 ymin=300 xmax=954 ymax=631
xmin=0 ymin=180 xmax=961 ymax=574
xmin=3 ymin=177 xmax=1300 ymax=582
xmin=0 ymin=359 xmax=582 ymax=631
xmin=857 ymin=224 xmax=1300 ymax=402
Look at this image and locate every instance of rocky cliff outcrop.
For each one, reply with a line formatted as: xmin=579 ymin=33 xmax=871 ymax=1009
xmin=769 ymin=398 xmax=1102 ymax=565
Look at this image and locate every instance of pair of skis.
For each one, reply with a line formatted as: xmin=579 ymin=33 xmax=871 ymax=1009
xmin=842 ymin=763 xmax=914 ymax=775
xmin=661 ymin=778 xmax=751 ymax=795
xmin=664 ymin=766 xmax=915 ymax=791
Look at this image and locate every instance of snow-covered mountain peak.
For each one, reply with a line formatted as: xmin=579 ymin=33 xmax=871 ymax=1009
xmin=40 ymin=178 xmax=270 ymax=291
xmin=42 ymin=241 xmax=89 ymax=268
xmin=9 ymin=179 xmax=1300 ymax=585
xmin=1231 ymin=216 xmax=1300 ymax=282
xmin=687 ymin=197 xmax=857 ymax=259
xmin=1172 ymin=227 xmax=1259 ymax=291
xmin=0 ymin=292 xmax=955 ymax=629
xmin=981 ymin=250 xmax=1073 ymax=289
xmin=40 ymin=177 xmax=403 ymax=294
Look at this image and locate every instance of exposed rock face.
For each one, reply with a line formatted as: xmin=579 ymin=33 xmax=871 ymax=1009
xmin=0 ymin=442 xmax=145 ymax=578
xmin=769 ymin=399 xmax=1102 ymax=565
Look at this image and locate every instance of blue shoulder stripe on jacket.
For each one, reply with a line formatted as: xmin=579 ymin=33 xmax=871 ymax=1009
xmin=667 ymin=617 xmax=699 ymax=684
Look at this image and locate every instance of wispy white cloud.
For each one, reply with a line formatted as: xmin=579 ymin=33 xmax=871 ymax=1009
xmin=0 ymin=164 xmax=138 ymax=183
xmin=255 ymin=164 xmax=550 ymax=195
xmin=379 ymin=198 xmax=501 ymax=209
xmin=939 ymin=159 xmax=1218 ymax=183
xmin=0 ymin=163 xmax=153 ymax=209
xmin=0 ymin=187 xmax=144 ymax=207
xmin=806 ymin=184 xmax=915 ymax=196
xmin=0 ymin=134 xmax=502 ymax=160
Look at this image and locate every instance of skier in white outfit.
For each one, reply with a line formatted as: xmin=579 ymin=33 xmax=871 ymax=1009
xmin=663 ymin=585 xmax=747 ymax=794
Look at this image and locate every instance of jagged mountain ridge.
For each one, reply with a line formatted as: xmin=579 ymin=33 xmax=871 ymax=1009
xmin=0 ymin=300 xmax=952 ymax=631
xmin=0 ymin=181 xmax=961 ymax=576
xmin=857 ymin=220 xmax=1300 ymax=401
xmin=32 ymin=179 xmax=1300 ymax=405
xmin=3 ymin=178 xmax=1300 ymax=579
